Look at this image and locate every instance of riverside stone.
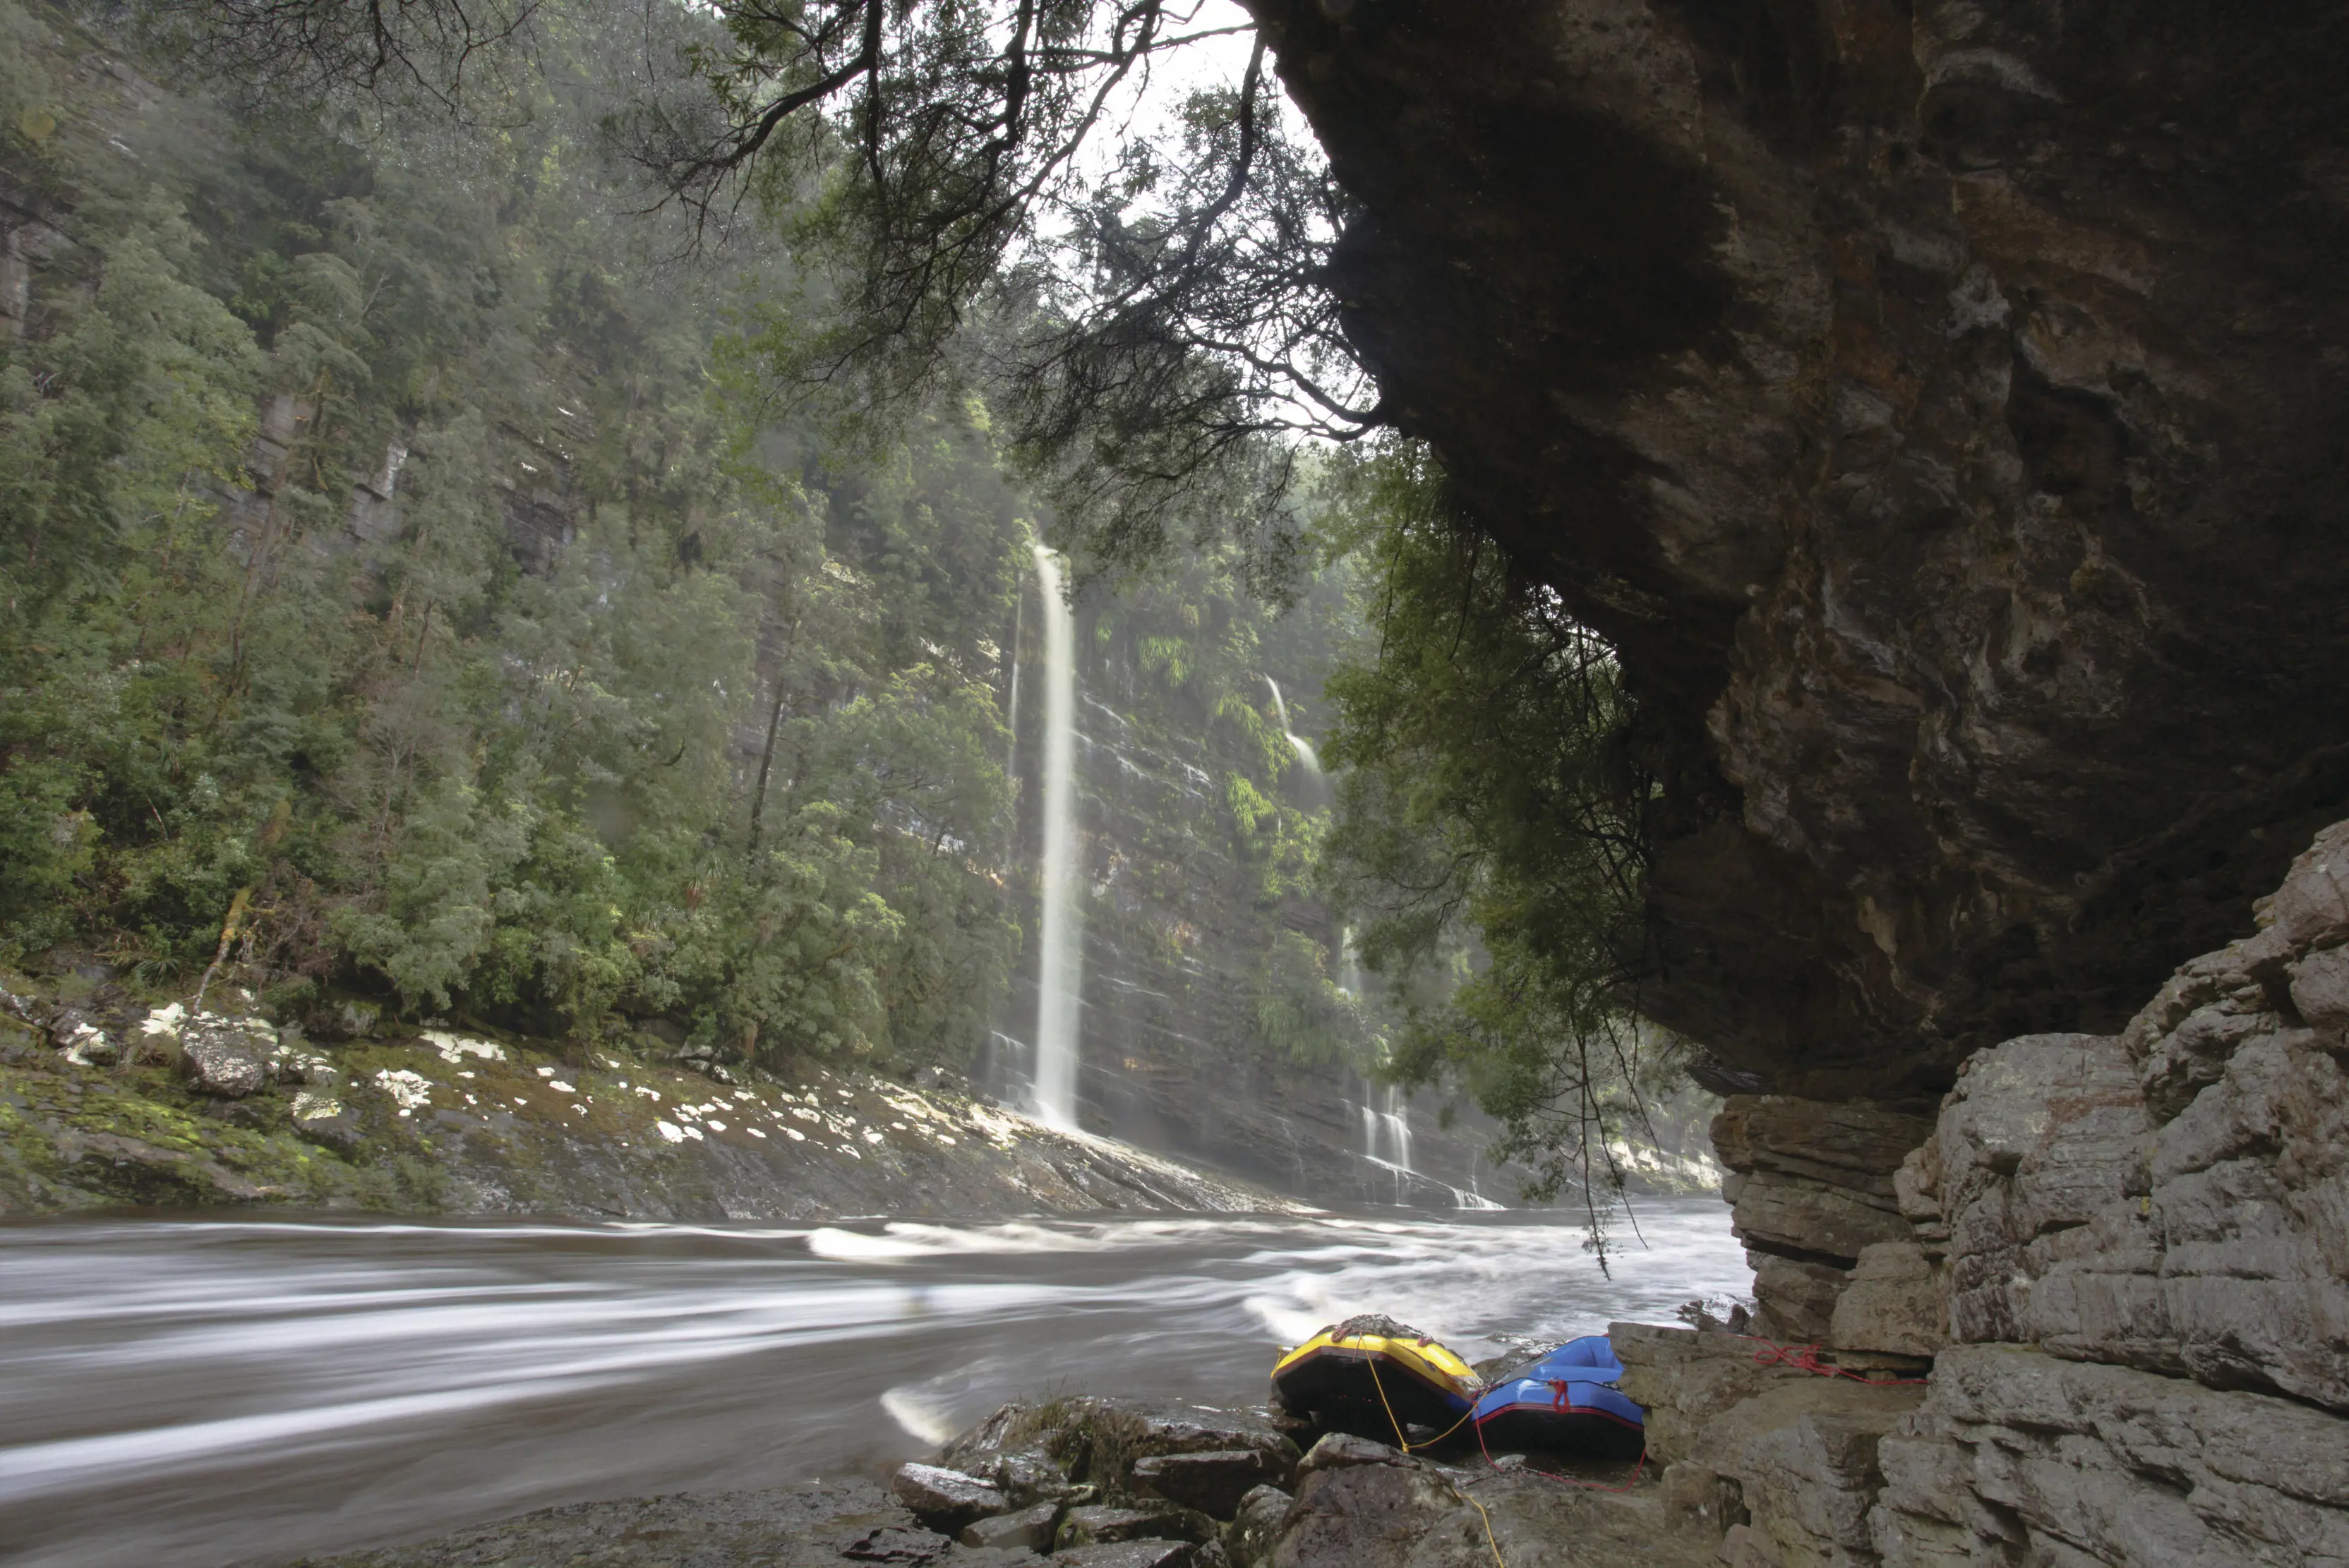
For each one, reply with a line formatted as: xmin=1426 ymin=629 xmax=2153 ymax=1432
xmin=957 ymin=1501 xmax=1058 ymax=1552
xmin=889 ymin=1464 xmax=1006 ymax=1532
xmin=176 ymin=1015 xmax=279 ymax=1098
xmin=1221 ymin=1485 xmax=1291 ymax=1568
xmin=1131 ymin=1449 xmax=1289 ymax=1519
xmin=1056 ymin=1504 xmax=1197 ymax=1550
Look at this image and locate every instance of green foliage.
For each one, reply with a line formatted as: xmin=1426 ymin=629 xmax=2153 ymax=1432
xmin=1318 ymin=439 xmax=1680 ymax=1220
xmin=1250 ymin=928 xmax=1364 ymax=1066
xmin=0 ymin=1 xmax=1026 ymax=1072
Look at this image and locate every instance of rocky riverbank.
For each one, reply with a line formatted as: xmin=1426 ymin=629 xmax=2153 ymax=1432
xmin=294 ymin=1387 xmax=1726 ymax=1568
xmin=0 ymin=985 xmax=1285 ymax=1221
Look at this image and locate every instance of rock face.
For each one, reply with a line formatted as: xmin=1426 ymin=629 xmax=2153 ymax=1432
xmin=1714 ymin=1094 xmax=1934 ymax=1339
xmin=1874 ymin=1347 xmax=2349 ymax=1568
xmin=1622 ymin=822 xmax=2349 ymax=1565
xmin=1252 ymin=0 xmax=2349 ymax=1098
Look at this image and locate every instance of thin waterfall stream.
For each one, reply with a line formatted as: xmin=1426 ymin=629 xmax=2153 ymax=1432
xmin=1029 ymin=545 xmax=1084 ymax=1129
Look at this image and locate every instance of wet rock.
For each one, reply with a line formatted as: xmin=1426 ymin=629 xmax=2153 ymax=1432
xmin=1294 ymin=1432 xmax=1407 ymax=1477
xmin=1268 ymin=1455 xmax=1457 ymax=1568
xmin=1131 ymin=1449 xmax=1288 ymax=1519
xmin=177 ymin=1015 xmax=279 ymax=1098
xmin=1220 ymin=1484 xmax=1290 ymax=1568
xmin=944 ymin=1399 xmax=1297 ymax=1502
xmin=1055 ymin=1503 xmax=1202 ymax=1550
xmin=290 ymin=1091 xmax=363 ymax=1150
xmin=956 ymin=1501 xmax=1058 ymax=1552
xmin=1054 ymin=1543 xmax=1196 ymax=1568
xmin=840 ymin=1525 xmax=948 ymax=1564
xmin=889 ymin=1464 xmax=1006 ymax=1533
xmin=1870 ymin=1345 xmax=2349 ymax=1567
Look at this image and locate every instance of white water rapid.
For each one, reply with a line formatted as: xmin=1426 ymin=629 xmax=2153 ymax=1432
xmin=1031 ymin=545 xmax=1083 ymax=1129
xmin=1263 ymin=675 xmax=1322 ymax=778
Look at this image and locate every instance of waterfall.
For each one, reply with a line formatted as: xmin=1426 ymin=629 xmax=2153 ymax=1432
xmin=1031 ymin=545 xmax=1084 ymax=1130
xmin=1263 ymin=676 xmax=1323 ymax=778
xmin=1382 ymin=1085 xmax=1414 ymax=1174
xmin=1337 ymin=924 xmax=1369 ymax=1000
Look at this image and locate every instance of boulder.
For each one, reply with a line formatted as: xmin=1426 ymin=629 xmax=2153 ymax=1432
xmin=1221 ymin=1484 xmax=1291 ymax=1568
xmin=944 ymin=1398 xmax=1297 ymax=1500
xmin=957 ymin=1500 xmax=1059 ymax=1552
xmin=1292 ymin=1432 xmax=1407 ymax=1478
xmin=1055 ymin=1503 xmax=1204 ymax=1550
xmin=175 ymin=1013 xmax=279 ymax=1098
xmin=289 ymin=1091 xmax=363 ymax=1150
xmin=1268 ymin=1453 xmax=1458 ymax=1568
xmin=887 ymin=1462 xmax=1005 ymax=1532
xmin=1133 ymin=1449 xmax=1290 ymax=1519
xmin=1055 ymin=1543 xmax=1198 ymax=1568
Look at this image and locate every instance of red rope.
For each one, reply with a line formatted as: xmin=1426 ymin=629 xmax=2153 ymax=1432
xmin=1741 ymin=1337 xmax=1928 ymax=1386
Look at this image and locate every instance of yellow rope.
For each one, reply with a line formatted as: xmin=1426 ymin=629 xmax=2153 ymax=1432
xmin=1364 ymin=1353 xmax=1507 ymax=1568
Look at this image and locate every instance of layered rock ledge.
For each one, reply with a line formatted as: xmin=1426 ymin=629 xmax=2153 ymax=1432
xmin=1618 ymin=819 xmax=2349 ymax=1565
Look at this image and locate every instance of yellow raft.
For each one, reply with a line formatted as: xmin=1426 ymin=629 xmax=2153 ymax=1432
xmin=1270 ymin=1314 xmax=1480 ymax=1443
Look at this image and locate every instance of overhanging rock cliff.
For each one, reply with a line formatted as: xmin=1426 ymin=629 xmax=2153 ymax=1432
xmin=1251 ymin=0 xmax=2349 ymax=1097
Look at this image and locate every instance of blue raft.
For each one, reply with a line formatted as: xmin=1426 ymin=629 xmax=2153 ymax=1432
xmin=1470 ymin=1334 xmax=1646 ymax=1461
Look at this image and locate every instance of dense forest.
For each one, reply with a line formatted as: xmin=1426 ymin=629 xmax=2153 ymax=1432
xmin=0 ymin=0 xmax=1686 ymax=1196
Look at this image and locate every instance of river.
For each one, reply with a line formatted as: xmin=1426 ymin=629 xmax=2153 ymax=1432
xmin=0 ymin=1200 xmax=1750 ymax=1567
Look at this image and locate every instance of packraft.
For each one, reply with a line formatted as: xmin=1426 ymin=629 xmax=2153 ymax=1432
xmin=1270 ymin=1314 xmax=1479 ymax=1442
xmin=1469 ymin=1334 xmax=1646 ymax=1460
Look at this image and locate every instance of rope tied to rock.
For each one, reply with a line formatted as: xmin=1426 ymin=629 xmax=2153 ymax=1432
xmin=1743 ymin=1336 xmax=1929 ymax=1385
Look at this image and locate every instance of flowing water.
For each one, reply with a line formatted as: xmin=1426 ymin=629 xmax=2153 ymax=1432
xmin=1028 ymin=545 xmax=1085 ymax=1130
xmin=0 ymin=1200 xmax=1750 ymax=1568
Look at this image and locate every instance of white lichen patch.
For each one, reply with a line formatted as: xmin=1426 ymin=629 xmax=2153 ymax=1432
xmin=291 ymin=1091 xmax=342 ymax=1119
xmin=747 ymin=1127 xmax=766 ymax=1138
xmin=374 ymin=1068 xmax=433 ymax=1113
xmin=792 ymin=1108 xmax=820 ymax=1123
xmin=655 ymin=1121 xmax=685 ymax=1143
xmin=733 ymin=1091 xmax=755 ymax=1102
xmin=634 ymin=1086 xmax=661 ymax=1099
xmin=707 ymin=1119 xmax=728 ymax=1133
xmin=863 ymin=1129 xmax=885 ymax=1145
xmin=783 ymin=1127 xmax=806 ymax=1142
xmin=423 ymin=1030 xmax=505 ymax=1065
xmin=683 ymin=1125 xmax=705 ymax=1141
xmin=140 ymin=1003 xmax=187 ymax=1037
xmin=546 ymin=1080 xmax=576 ymax=1093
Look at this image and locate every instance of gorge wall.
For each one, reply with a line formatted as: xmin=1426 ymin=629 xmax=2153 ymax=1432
xmin=1614 ymin=824 xmax=2348 ymax=1567
xmin=1251 ymin=0 xmax=2349 ymax=1098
